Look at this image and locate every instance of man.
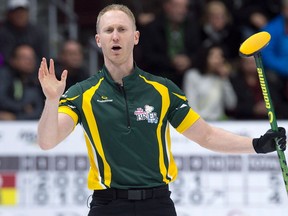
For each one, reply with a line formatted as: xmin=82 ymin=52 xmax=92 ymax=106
xmin=140 ymin=0 xmax=200 ymax=88
xmin=0 ymin=44 xmax=43 ymax=120
xmin=37 ymin=4 xmax=286 ymax=216
xmin=54 ymin=39 xmax=90 ymax=90
xmin=0 ymin=0 xmax=48 ymax=64
xmin=199 ymin=0 xmax=242 ymax=62
xmin=261 ymin=0 xmax=288 ymax=77
xmin=261 ymin=0 xmax=288 ymax=103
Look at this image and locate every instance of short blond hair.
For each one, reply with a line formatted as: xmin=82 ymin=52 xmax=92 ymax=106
xmin=96 ymin=4 xmax=136 ymax=33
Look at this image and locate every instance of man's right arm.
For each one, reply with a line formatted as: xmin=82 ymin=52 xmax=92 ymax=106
xmin=37 ymin=99 xmax=75 ymax=150
xmin=37 ymin=58 xmax=72 ymax=150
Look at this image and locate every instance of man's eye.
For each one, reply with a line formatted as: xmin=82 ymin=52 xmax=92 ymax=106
xmin=106 ymin=29 xmax=113 ymax=33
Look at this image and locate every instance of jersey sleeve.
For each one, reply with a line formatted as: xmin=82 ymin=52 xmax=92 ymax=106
xmin=166 ymin=79 xmax=200 ymax=133
xmin=58 ymin=84 xmax=82 ymax=126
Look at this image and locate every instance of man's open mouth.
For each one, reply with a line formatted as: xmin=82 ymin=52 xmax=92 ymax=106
xmin=112 ymin=45 xmax=121 ymax=51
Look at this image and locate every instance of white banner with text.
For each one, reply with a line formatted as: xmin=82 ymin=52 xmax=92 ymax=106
xmin=0 ymin=121 xmax=288 ymax=216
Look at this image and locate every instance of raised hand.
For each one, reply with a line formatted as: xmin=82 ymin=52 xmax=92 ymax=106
xmin=38 ymin=58 xmax=68 ymax=101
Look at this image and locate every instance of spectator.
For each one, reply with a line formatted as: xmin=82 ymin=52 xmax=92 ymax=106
xmin=230 ymin=57 xmax=288 ymax=119
xmin=183 ymin=44 xmax=237 ymax=121
xmin=135 ymin=1 xmax=161 ymax=26
xmin=0 ymin=0 xmax=48 ymax=64
xmin=239 ymin=6 xmax=269 ymax=40
xmin=0 ymin=44 xmax=44 ymax=120
xmin=54 ymin=40 xmax=90 ymax=90
xmin=140 ymin=0 xmax=201 ymax=89
xmin=199 ymin=0 xmax=242 ymax=62
xmin=261 ymin=0 xmax=288 ymax=79
xmin=222 ymin=0 xmax=281 ymax=24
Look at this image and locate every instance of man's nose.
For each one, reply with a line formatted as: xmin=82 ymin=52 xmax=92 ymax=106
xmin=112 ymin=30 xmax=119 ymax=41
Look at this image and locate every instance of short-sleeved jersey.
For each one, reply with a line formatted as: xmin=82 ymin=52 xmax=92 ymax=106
xmin=59 ymin=66 xmax=200 ymax=190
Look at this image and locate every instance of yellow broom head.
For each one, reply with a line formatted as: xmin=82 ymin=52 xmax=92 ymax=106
xmin=239 ymin=31 xmax=271 ymax=57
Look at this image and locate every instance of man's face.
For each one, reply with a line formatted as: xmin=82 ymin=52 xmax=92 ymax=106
xmin=60 ymin=42 xmax=83 ymax=69
xmin=207 ymin=4 xmax=228 ymax=31
xmin=95 ymin=10 xmax=139 ymax=65
xmin=207 ymin=47 xmax=224 ymax=68
xmin=11 ymin=45 xmax=36 ymax=74
xmin=8 ymin=8 xmax=29 ymax=28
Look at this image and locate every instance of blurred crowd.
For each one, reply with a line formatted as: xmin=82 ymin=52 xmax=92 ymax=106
xmin=0 ymin=0 xmax=288 ymax=121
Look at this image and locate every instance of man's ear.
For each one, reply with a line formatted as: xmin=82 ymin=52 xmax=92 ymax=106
xmin=134 ymin=31 xmax=140 ymax=45
xmin=95 ymin=34 xmax=101 ymax=48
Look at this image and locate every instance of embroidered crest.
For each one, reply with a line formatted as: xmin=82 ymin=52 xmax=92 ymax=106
xmin=134 ymin=105 xmax=158 ymax=124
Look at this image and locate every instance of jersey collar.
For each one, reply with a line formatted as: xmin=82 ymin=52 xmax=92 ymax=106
xmin=102 ymin=63 xmax=141 ymax=87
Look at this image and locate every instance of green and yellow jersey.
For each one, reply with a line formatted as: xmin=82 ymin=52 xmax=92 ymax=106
xmin=58 ymin=65 xmax=200 ymax=190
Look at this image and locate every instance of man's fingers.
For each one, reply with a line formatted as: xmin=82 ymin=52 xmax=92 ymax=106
xmin=39 ymin=58 xmax=58 ymax=78
xmin=60 ymin=70 xmax=68 ymax=91
xmin=49 ymin=59 xmax=55 ymax=75
xmin=42 ymin=57 xmax=48 ymax=75
xmin=61 ymin=70 xmax=68 ymax=82
xmin=38 ymin=66 xmax=43 ymax=80
xmin=276 ymin=127 xmax=286 ymax=151
xmin=38 ymin=58 xmax=46 ymax=79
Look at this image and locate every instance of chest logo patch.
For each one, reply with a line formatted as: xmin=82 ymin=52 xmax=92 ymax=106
xmin=134 ymin=105 xmax=158 ymax=124
xmin=97 ymin=95 xmax=113 ymax=103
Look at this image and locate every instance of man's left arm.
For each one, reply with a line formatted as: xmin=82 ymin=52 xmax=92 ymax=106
xmin=182 ymin=117 xmax=286 ymax=154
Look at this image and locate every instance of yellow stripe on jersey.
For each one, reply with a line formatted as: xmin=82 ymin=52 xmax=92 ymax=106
xmin=140 ymin=75 xmax=170 ymax=184
xmin=82 ymin=78 xmax=112 ymax=188
xmin=84 ymin=132 xmax=106 ymax=189
xmin=176 ymin=108 xmax=200 ymax=133
xmin=58 ymin=106 xmax=79 ymax=126
xmin=59 ymin=95 xmax=80 ymax=104
xmin=165 ymin=123 xmax=178 ymax=181
xmin=172 ymin=92 xmax=187 ymax=101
